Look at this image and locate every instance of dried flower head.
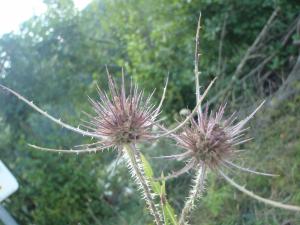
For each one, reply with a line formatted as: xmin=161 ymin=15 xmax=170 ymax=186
xmin=176 ymin=105 xmax=234 ymax=170
xmin=161 ymin=101 xmax=272 ymax=179
xmin=82 ymin=71 xmax=161 ymax=149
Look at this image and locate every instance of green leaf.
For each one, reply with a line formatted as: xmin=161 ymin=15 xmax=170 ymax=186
xmin=162 ymin=202 xmax=179 ymax=225
xmin=140 ymin=154 xmax=179 ymax=225
xmin=140 ymin=153 xmax=161 ymax=195
xmin=161 ymin=173 xmax=178 ymax=225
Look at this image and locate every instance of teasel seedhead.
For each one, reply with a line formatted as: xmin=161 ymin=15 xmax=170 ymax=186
xmin=176 ymin=103 xmax=256 ymax=170
xmin=160 ymin=101 xmax=273 ymax=179
xmin=83 ymin=70 xmax=163 ymax=149
xmin=176 ymin=105 xmax=234 ymax=170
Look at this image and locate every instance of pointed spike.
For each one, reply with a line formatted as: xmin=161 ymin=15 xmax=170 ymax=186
xmin=219 ymin=170 xmax=300 ymax=212
xmin=223 ymin=160 xmax=279 ymax=177
xmin=0 ymin=84 xmax=102 ymax=139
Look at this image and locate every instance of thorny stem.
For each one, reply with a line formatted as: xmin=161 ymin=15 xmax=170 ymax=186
xmin=219 ymin=170 xmax=300 ymax=212
xmin=178 ymin=14 xmax=206 ymax=225
xmin=178 ymin=14 xmax=207 ymax=224
xmin=194 ymin=12 xmax=202 ymax=117
xmin=123 ymin=144 xmax=163 ymax=225
xmin=179 ymin=165 xmax=207 ymax=225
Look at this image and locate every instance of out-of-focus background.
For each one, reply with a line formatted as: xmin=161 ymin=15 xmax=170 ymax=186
xmin=0 ymin=0 xmax=299 ymax=224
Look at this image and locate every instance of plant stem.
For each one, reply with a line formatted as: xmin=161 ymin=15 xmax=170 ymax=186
xmin=194 ymin=12 xmax=203 ymax=121
xmin=179 ymin=165 xmax=206 ymax=225
xmin=123 ymin=144 xmax=162 ymax=225
xmin=194 ymin=12 xmax=201 ymax=109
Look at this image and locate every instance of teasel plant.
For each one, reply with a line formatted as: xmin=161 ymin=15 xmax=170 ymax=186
xmin=1 ymin=13 xmax=300 ymax=225
xmin=0 ymin=63 xmax=215 ymax=225
xmin=156 ymin=13 xmax=300 ymax=225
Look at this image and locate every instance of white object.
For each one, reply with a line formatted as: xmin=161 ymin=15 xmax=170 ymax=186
xmin=0 ymin=205 xmax=19 ymax=225
xmin=0 ymin=160 xmax=19 ymax=202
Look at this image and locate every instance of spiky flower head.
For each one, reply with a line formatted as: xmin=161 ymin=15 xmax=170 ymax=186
xmin=162 ymin=102 xmax=265 ymax=178
xmin=82 ymin=71 xmax=162 ymax=149
xmin=176 ymin=105 xmax=234 ymax=169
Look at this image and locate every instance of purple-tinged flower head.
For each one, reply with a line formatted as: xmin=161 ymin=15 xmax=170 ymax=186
xmin=82 ymin=72 xmax=162 ymax=149
xmin=176 ymin=105 xmax=234 ymax=170
xmin=161 ymin=101 xmax=266 ymax=178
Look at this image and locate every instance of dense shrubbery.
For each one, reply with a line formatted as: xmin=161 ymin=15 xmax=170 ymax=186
xmin=0 ymin=0 xmax=299 ymax=224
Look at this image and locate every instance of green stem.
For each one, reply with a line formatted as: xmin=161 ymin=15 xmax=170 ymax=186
xmin=123 ymin=144 xmax=162 ymax=225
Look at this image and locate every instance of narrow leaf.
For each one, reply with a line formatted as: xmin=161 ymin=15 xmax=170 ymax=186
xmin=140 ymin=153 xmax=161 ymax=194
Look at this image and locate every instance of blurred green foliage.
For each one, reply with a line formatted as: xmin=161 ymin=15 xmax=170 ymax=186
xmin=0 ymin=0 xmax=299 ymax=224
